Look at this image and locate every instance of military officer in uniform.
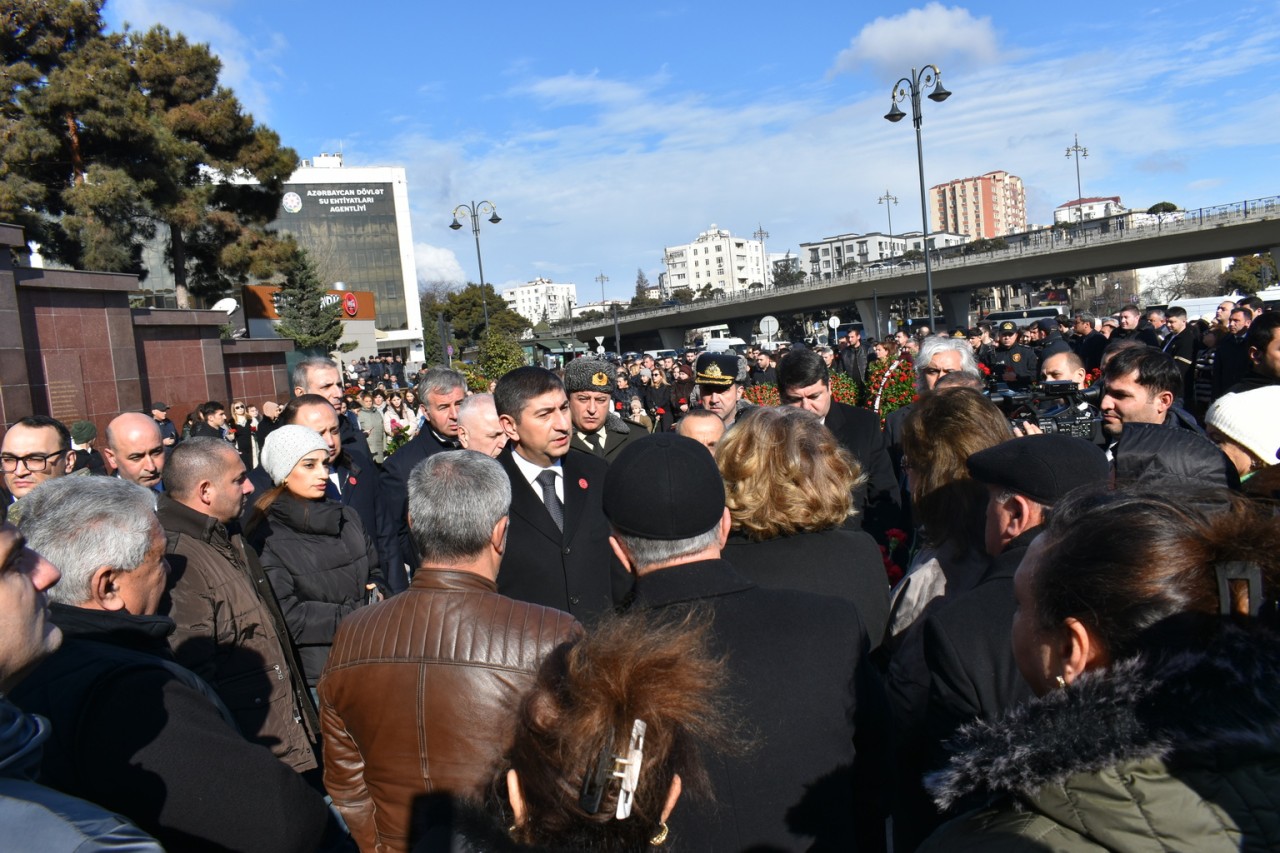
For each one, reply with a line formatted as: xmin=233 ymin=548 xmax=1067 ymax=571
xmin=565 ymin=358 xmax=642 ymax=463
xmin=985 ymin=320 xmax=1036 ymax=388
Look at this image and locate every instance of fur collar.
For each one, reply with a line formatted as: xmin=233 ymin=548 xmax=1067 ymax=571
xmin=928 ymin=618 xmax=1280 ymax=810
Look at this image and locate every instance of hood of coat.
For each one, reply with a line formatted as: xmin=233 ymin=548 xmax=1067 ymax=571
xmin=0 ymin=697 xmax=46 ymax=780
xmin=928 ymin=618 xmax=1280 ymax=817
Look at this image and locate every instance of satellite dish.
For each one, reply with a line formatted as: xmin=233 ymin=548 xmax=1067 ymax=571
xmin=211 ymin=298 xmax=239 ymax=316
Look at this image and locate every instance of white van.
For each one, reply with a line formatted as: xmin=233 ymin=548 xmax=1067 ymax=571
xmin=704 ymin=337 xmax=747 ymax=354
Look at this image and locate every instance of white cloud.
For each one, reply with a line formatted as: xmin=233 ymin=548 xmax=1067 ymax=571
xmin=831 ymin=3 xmax=1000 ymax=78
xmin=414 ymin=244 xmax=466 ymax=289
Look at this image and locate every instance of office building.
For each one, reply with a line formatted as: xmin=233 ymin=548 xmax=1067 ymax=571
xmin=930 ymin=170 xmax=1027 ymax=239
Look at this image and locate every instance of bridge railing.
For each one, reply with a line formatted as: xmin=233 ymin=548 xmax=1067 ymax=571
xmin=558 ymin=194 xmax=1279 ymax=332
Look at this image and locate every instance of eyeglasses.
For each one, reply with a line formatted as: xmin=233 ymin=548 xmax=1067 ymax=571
xmin=1 ymin=451 xmax=67 ymax=473
xmin=233 ymin=406 xmax=246 ymax=411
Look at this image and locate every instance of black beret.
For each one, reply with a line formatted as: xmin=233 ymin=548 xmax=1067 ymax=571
xmin=694 ymin=353 xmax=739 ymax=388
xmin=1034 ymin=318 xmax=1056 ymax=333
xmin=966 ymin=434 xmax=1109 ymax=506
xmin=966 ymin=327 xmax=983 ymax=338
xmin=603 ymin=434 xmax=725 ymax=540
xmin=564 ymin=358 xmax=616 ymax=394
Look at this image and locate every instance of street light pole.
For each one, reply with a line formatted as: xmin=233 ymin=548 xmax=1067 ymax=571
xmin=753 ymin=224 xmax=770 ymax=288
xmin=885 ymin=65 xmax=950 ymax=329
xmin=1065 ymin=133 xmax=1088 ymax=224
xmin=449 ymin=200 xmax=501 ymax=334
xmin=877 ymin=190 xmax=898 ymax=237
xmin=595 ymin=271 xmax=611 ymax=352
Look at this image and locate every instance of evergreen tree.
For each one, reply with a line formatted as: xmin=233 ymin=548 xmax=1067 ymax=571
xmin=631 ymin=267 xmax=659 ymax=308
xmin=275 ymin=249 xmax=343 ymax=351
xmin=478 ymin=329 xmax=527 ymax=382
xmin=0 ymin=1 xmax=297 ymax=306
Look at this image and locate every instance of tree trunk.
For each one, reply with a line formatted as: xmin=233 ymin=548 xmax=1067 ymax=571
xmin=170 ymin=224 xmax=191 ymax=308
xmin=64 ymin=112 xmax=85 ymax=186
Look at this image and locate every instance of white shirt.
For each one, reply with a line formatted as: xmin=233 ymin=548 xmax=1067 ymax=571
xmin=510 ymin=449 xmax=564 ymax=503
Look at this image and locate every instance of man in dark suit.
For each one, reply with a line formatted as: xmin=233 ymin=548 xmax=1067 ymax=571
xmin=293 ymin=356 xmax=372 ymax=462
xmin=902 ymin=435 xmax=1109 ymax=849
xmin=838 ymin=326 xmax=869 ymax=384
xmin=777 ymin=348 xmax=900 ymax=539
xmin=493 ymin=367 xmax=626 ymax=621
xmin=1070 ymin=311 xmax=1108 ymax=372
xmin=377 ymin=367 xmax=466 ymax=592
xmin=605 ymin=433 xmax=885 ymax=852
xmin=1161 ymin=306 xmax=1200 ymax=401
xmin=564 ymin=358 xmax=641 ymax=463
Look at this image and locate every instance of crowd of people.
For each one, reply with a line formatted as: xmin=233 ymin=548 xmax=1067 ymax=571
xmin=0 ymin=293 xmax=1277 ymax=852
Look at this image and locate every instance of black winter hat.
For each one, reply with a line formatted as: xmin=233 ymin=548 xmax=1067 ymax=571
xmin=604 ymin=434 xmax=725 ymax=540
xmin=966 ymin=434 xmax=1109 ymax=506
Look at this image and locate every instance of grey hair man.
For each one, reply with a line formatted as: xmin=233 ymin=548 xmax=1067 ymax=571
xmin=320 ymin=451 xmax=581 ymax=851
xmin=914 ymin=336 xmax=980 ymax=394
xmin=675 ymin=408 xmax=726 ymax=454
xmin=603 ymin=435 xmax=876 ymax=851
xmin=457 ymin=393 xmax=508 ymax=458
xmin=157 ymin=437 xmax=318 ymax=773
xmin=0 ymin=518 xmax=162 ymax=847
xmin=14 ymin=477 xmax=328 ymax=850
xmin=293 ymin=355 xmax=371 ymax=461
xmin=379 ymin=367 xmax=469 ymax=587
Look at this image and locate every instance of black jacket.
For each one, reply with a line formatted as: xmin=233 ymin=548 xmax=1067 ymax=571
xmin=10 ymin=605 xmax=327 ymax=853
xmin=840 ymin=344 xmax=870 ymax=384
xmin=248 ymin=493 xmax=384 ymax=685
xmin=631 ymin=558 xmax=883 ymax=852
xmin=724 ymin=524 xmax=890 ymax=654
xmin=890 ymin=528 xmax=1042 ymax=851
xmin=378 ymin=428 xmax=457 ymax=592
xmin=496 ymin=446 xmax=628 ymax=621
xmin=825 ymin=400 xmax=903 ymax=539
xmin=1072 ymin=330 xmax=1107 ymax=371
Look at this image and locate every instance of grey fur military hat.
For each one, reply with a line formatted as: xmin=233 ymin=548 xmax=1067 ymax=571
xmin=564 ymin=358 xmax=617 ymax=395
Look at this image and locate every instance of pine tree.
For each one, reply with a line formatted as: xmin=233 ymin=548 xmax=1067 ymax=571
xmin=0 ymin=2 xmax=297 ymax=306
xmin=275 ymin=249 xmax=343 ymax=351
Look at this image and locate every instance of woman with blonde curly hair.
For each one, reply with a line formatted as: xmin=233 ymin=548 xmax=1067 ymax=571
xmin=717 ymin=406 xmax=889 ymax=647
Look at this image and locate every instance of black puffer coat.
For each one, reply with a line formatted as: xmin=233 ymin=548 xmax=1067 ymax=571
xmin=250 ymin=493 xmax=384 ymax=685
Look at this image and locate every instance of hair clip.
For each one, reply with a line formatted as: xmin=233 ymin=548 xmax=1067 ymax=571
xmin=1215 ymin=561 xmax=1264 ymax=617
xmin=613 ymin=719 xmax=647 ymax=820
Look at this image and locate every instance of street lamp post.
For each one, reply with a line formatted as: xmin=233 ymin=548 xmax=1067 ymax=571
xmin=449 ymin=200 xmax=501 ymax=334
xmin=1065 ymin=133 xmax=1088 ymax=224
xmin=885 ymin=65 xmax=950 ymax=328
xmin=595 ymin=271 xmax=612 ymax=352
xmin=877 ymin=190 xmax=898 ymax=238
xmin=753 ymin=224 xmax=770 ymax=288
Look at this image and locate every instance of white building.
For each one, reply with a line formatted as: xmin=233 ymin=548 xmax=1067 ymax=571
xmin=503 ymin=277 xmax=577 ymax=323
xmin=663 ymin=225 xmax=769 ymax=295
xmin=799 ymin=230 xmax=967 ymax=278
xmin=1054 ymin=196 xmax=1127 ymax=224
xmin=268 ymin=153 xmax=424 ymax=359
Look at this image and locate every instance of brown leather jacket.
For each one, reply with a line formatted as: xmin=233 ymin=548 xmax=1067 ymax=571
xmin=157 ymin=494 xmax=319 ymax=773
xmin=319 ymin=569 xmax=581 ymax=852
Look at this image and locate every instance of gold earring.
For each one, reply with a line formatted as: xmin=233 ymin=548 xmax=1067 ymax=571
xmin=1055 ymin=675 xmax=1067 ymax=690
xmin=649 ymin=821 xmax=669 ymax=846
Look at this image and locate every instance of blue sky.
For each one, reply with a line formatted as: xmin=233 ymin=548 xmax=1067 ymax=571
xmin=105 ymin=1 xmax=1280 ymax=302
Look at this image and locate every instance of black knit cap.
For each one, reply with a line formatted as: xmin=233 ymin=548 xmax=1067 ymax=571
xmin=966 ymin=434 xmax=1109 ymax=506
xmin=604 ymin=434 xmax=725 ymax=540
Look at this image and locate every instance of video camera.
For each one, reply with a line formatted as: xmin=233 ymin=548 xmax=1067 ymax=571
xmin=989 ymin=380 xmax=1103 ymax=441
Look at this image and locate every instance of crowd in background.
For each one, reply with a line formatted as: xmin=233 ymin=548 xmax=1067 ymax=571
xmin=0 ymin=291 xmax=1277 ymax=852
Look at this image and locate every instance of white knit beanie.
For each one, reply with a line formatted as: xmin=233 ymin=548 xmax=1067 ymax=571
xmin=260 ymin=424 xmax=330 ymax=485
xmin=1206 ymin=386 xmax=1280 ymax=466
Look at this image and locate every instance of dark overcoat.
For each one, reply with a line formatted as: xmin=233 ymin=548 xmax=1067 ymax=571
xmin=632 ymin=558 xmax=885 ymax=852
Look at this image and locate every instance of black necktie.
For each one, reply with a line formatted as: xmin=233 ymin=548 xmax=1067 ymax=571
xmin=584 ymin=431 xmax=603 ymax=456
xmin=536 ymin=470 xmax=564 ymax=532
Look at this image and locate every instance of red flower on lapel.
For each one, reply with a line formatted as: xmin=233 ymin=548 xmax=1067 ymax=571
xmin=578 ymin=478 xmax=588 ymax=490
xmin=348 ymin=476 xmax=357 ymax=486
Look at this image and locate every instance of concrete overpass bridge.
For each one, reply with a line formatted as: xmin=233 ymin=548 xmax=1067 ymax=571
xmin=563 ymin=195 xmax=1280 ymax=350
